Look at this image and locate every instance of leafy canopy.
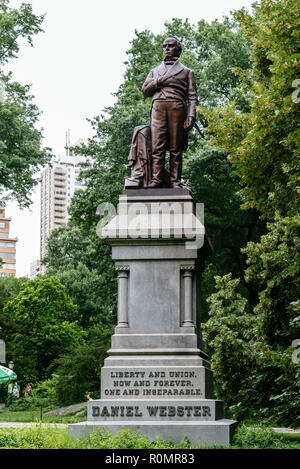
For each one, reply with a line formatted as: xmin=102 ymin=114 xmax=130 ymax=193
xmin=0 ymin=0 xmax=51 ymax=207
xmin=2 ymin=277 xmax=85 ymax=381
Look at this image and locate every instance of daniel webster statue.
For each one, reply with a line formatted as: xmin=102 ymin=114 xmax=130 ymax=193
xmin=142 ymin=36 xmax=198 ymax=188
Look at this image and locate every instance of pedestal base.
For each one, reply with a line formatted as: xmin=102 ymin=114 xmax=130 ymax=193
xmin=68 ymin=191 xmax=237 ymax=447
xmin=69 ymin=419 xmax=237 ymax=447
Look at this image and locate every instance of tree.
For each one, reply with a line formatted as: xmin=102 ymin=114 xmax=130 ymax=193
xmin=0 ymin=275 xmax=27 ymax=308
xmin=203 ymin=0 xmax=300 ymax=425
xmin=53 ymin=328 xmax=112 ymax=404
xmin=0 ymin=1 xmax=51 ymax=207
xmin=203 ymin=274 xmax=299 ymax=425
xmin=183 ymin=142 xmax=263 ymax=317
xmin=0 ymin=0 xmax=43 ymax=65
xmin=2 ymin=277 xmax=85 ymax=381
xmin=207 ymin=0 xmax=299 ymax=219
xmin=42 ymin=224 xmax=116 ymax=329
xmin=244 ymin=216 xmax=300 ymax=348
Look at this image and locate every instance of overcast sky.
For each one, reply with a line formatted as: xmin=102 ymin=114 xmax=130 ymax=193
xmin=5 ymin=0 xmax=255 ymax=277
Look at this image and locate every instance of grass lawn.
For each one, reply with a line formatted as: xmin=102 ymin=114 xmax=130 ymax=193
xmin=0 ymin=424 xmax=299 ymax=449
xmin=0 ymin=408 xmax=86 ymax=424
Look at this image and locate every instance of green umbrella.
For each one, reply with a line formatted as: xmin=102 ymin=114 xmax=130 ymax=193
xmin=0 ymin=365 xmax=17 ymax=383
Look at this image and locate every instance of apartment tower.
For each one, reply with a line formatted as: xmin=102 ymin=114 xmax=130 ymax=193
xmin=0 ymin=207 xmax=17 ymax=276
xmin=40 ymin=153 xmax=89 ymax=273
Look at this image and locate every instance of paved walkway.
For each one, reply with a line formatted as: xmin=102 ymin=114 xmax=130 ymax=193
xmin=0 ymin=422 xmax=67 ymax=428
xmin=272 ymin=428 xmax=300 ymax=434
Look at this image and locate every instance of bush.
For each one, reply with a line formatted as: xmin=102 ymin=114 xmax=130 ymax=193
xmin=0 ymin=425 xmax=299 ymax=449
xmin=203 ymin=273 xmax=300 ymax=426
xmin=234 ymin=425 xmax=286 ymax=449
xmin=0 ymin=430 xmax=20 ymax=448
xmin=33 ymin=376 xmax=60 ymax=402
xmin=0 ymin=426 xmax=196 ymax=449
xmin=54 ymin=329 xmax=112 ymax=405
xmin=6 ymin=396 xmax=57 ymax=412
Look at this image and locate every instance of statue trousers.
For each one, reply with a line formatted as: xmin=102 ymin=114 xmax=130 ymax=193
xmin=151 ymin=99 xmax=186 ymax=186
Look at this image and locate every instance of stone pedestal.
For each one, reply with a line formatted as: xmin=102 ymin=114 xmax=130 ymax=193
xmin=69 ymin=188 xmax=236 ymax=446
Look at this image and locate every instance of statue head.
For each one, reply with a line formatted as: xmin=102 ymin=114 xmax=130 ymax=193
xmin=162 ymin=36 xmax=182 ymax=59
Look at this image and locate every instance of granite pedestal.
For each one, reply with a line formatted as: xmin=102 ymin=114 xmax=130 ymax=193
xmin=69 ymin=188 xmax=236 ymax=446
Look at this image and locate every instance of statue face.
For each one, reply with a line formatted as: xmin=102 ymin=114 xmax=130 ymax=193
xmin=162 ymin=38 xmax=180 ymax=59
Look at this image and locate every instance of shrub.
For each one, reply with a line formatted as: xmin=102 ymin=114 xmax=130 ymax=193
xmin=6 ymin=396 xmax=57 ymax=412
xmin=33 ymin=376 xmax=60 ymax=403
xmin=54 ymin=329 xmax=112 ymax=405
xmin=0 ymin=430 xmax=21 ymax=448
xmin=234 ymin=425 xmax=285 ymax=449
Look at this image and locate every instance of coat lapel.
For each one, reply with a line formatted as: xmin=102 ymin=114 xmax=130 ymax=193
xmin=156 ymin=62 xmax=167 ymax=78
xmin=154 ymin=60 xmax=184 ymax=80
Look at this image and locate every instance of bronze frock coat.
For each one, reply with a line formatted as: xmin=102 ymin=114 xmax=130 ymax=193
xmin=142 ymin=59 xmax=198 ymax=186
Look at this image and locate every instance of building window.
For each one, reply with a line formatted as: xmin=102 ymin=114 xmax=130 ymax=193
xmin=0 ymin=252 xmax=16 ymax=259
xmin=0 ymin=242 xmax=15 ymax=249
xmin=0 ymin=222 xmax=5 ymax=228
xmin=1 ymin=264 xmax=16 ymax=269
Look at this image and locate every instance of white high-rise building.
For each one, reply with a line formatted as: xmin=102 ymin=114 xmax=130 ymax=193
xmin=40 ymin=149 xmax=91 ymax=273
xmin=30 ymin=259 xmax=41 ymax=279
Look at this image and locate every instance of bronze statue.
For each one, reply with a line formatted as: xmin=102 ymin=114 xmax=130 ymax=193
xmin=126 ymin=36 xmax=197 ymax=189
xmin=142 ymin=36 xmax=198 ymax=188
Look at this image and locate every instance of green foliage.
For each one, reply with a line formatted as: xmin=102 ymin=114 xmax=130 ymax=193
xmin=74 ymin=428 xmax=193 ymax=450
xmin=0 ymin=275 xmax=28 ymax=322
xmin=0 ymin=0 xmax=44 ymax=65
xmin=233 ymin=425 xmax=288 ymax=449
xmin=53 ymin=328 xmax=112 ymax=405
xmin=33 ymin=375 xmax=60 ymax=402
xmin=6 ymin=396 xmax=57 ymax=412
xmin=202 ymin=0 xmax=300 ymax=427
xmin=184 ymin=143 xmax=263 ymax=317
xmin=0 ymin=1 xmax=51 ymax=207
xmin=207 ymin=0 xmax=300 ymax=219
xmin=2 ymin=277 xmax=85 ymax=381
xmin=244 ymin=216 xmax=300 ymax=346
xmin=0 ymin=429 xmax=20 ymax=448
xmin=0 ymin=425 xmax=299 ymax=449
xmin=203 ymin=272 xmax=300 ymax=426
xmin=203 ymin=274 xmax=258 ymax=418
xmin=0 ymin=276 xmax=29 ymax=400
xmin=0 ymin=426 xmax=193 ymax=449
xmin=43 ymin=224 xmax=116 ymax=329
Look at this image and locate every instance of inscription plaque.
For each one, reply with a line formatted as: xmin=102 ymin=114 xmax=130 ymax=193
xmin=101 ymin=367 xmax=211 ymax=399
xmin=88 ymin=399 xmax=224 ymax=421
